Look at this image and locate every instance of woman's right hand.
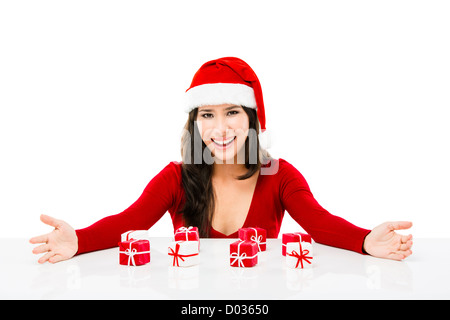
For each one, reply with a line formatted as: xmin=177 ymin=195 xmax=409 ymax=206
xmin=29 ymin=214 xmax=78 ymax=264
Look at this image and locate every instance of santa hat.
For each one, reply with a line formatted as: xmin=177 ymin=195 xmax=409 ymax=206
xmin=184 ymin=57 xmax=267 ymax=135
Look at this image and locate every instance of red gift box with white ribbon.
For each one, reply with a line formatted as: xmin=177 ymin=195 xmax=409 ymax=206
xmin=238 ymin=227 xmax=267 ymax=252
xmin=118 ymin=239 xmax=151 ymax=266
xmin=230 ymin=240 xmax=258 ymax=268
xmin=174 ymin=226 xmax=200 ymax=242
xmin=282 ymin=232 xmax=312 ymax=256
xmin=175 ymin=226 xmax=200 ymax=250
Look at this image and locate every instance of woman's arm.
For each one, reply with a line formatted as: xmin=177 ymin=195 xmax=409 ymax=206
xmin=279 ymin=160 xmax=412 ymax=259
xmin=30 ymin=162 xmax=182 ymax=262
xmin=75 ymin=162 xmax=181 ymax=254
xmin=279 ymin=159 xmax=371 ymax=253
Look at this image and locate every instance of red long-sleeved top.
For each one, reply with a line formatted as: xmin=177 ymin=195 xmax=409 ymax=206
xmin=75 ymin=159 xmax=370 ymax=255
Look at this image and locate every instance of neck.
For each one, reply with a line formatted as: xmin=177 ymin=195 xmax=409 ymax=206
xmin=212 ymin=163 xmax=248 ymax=181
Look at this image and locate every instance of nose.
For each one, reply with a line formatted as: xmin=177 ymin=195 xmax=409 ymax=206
xmin=213 ymin=114 xmax=229 ymax=137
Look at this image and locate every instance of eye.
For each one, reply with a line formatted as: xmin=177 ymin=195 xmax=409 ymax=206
xmin=201 ymin=113 xmax=214 ymax=119
xmin=227 ymin=110 xmax=239 ymax=116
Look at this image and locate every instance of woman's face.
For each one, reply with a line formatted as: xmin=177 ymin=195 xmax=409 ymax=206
xmin=196 ymin=104 xmax=250 ymax=163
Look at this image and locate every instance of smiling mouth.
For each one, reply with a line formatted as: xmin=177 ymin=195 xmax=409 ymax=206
xmin=211 ymin=136 xmax=236 ymax=148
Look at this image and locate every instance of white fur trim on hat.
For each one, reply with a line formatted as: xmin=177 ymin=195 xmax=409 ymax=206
xmin=258 ymin=130 xmax=271 ymax=150
xmin=184 ymin=83 xmax=257 ymax=113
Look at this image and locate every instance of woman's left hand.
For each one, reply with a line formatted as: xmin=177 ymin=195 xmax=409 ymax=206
xmin=363 ymin=221 xmax=413 ymax=261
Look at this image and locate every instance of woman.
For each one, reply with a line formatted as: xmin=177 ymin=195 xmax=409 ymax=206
xmin=30 ymin=57 xmax=413 ymax=263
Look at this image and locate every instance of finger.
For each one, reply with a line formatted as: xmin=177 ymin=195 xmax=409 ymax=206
xmin=48 ymin=254 xmax=65 ymax=264
xmin=32 ymin=243 xmax=50 ymax=254
xmin=402 ymin=249 xmax=413 ymax=258
xmin=387 ymin=252 xmax=404 ymax=261
xmin=388 ymin=249 xmax=412 ymax=261
xmin=29 ymin=233 xmax=49 ymax=244
xmin=401 ymin=234 xmax=413 ymax=243
xmin=399 ymin=241 xmax=413 ymax=251
xmin=40 ymin=214 xmax=62 ymax=228
xmin=388 ymin=221 xmax=413 ymax=231
xmin=397 ymin=249 xmax=413 ymax=259
xmin=38 ymin=251 xmax=55 ymax=264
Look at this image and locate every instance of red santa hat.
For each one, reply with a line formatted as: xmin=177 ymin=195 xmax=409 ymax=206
xmin=184 ymin=57 xmax=267 ymax=133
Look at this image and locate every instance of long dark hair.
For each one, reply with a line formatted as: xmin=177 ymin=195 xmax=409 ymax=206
xmin=179 ymin=106 xmax=269 ymax=237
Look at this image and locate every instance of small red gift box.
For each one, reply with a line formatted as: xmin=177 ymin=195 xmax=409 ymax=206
xmin=282 ymin=232 xmax=312 ymax=256
xmin=238 ymin=227 xmax=267 ymax=251
xmin=118 ymin=239 xmax=151 ymax=266
xmin=230 ymin=240 xmax=258 ymax=268
xmin=175 ymin=226 xmax=199 ymax=241
xmin=175 ymin=226 xmax=200 ymax=250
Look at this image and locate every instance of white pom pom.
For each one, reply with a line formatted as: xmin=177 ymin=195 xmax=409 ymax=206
xmin=259 ymin=130 xmax=272 ymax=150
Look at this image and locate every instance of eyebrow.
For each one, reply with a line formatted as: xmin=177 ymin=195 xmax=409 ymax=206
xmin=198 ymin=105 xmax=241 ymax=113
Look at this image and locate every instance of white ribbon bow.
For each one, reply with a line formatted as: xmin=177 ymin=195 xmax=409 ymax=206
xmin=230 ymin=252 xmax=248 ymax=268
xmin=230 ymin=241 xmax=258 ymax=268
xmin=249 ymin=228 xmax=266 ymax=252
xmin=119 ymin=239 xmax=150 ymax=266
xmin=175 ymin=226 xmax=194 ymax=241
xmin=250 ymin=234 xmax=266 ymax=251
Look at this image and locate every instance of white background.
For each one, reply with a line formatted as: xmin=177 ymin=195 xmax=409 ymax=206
xmin=1 ymin=1 xmax=449 ymax=239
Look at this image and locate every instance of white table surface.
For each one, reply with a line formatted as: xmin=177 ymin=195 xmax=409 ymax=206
xmin=1 ymin=237 xmax=449 ymax=300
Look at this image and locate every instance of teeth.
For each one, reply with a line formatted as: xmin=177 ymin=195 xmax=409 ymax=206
xmin=212 ymin=137 xmax=235 ymax=145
